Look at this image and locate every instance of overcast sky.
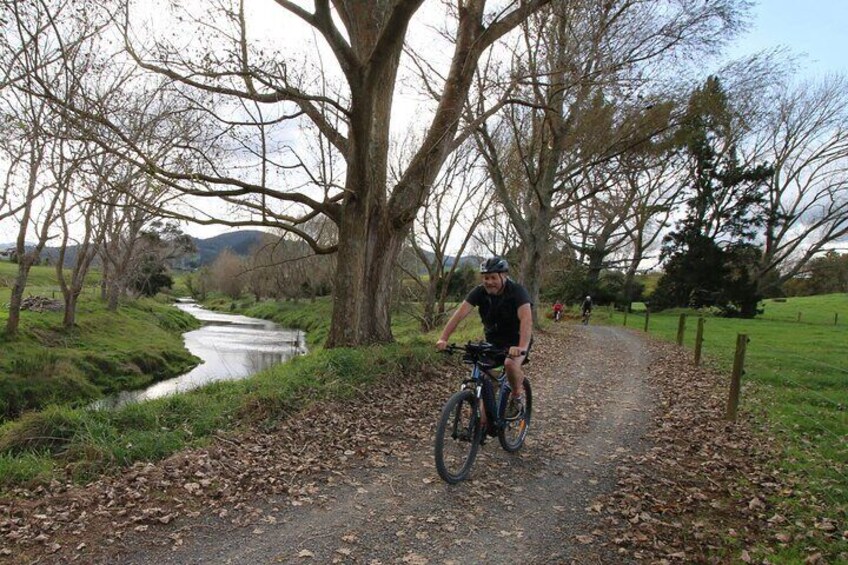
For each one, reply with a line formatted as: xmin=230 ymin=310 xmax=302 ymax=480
xmin=2 ymin=1 xmax=847 ymax=244
xmin=725 ymin=0 xmax=848 ymax=75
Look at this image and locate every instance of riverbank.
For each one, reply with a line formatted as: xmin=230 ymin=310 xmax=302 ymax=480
xmin=0 ymin=290 xmax=201 ymax=420
xmin=0 ymin=294 xmax=483 ymax=491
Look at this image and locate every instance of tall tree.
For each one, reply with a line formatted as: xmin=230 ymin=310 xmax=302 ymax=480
xmin=0 ymin=0 xmax=98 ymax=335
xmin=751 ymin=75 xmax=848 ymax=293
xmin=654 ymin=76 xmax=773 ymax=316
xmin=470 ymin=0 xmax=746 ymax=324
xmin=43 ymin=0 xmax=554 ymax=347
xmin=402 ymin=142 xmax=492 ymax=331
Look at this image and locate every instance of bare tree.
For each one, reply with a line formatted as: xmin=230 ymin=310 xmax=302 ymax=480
xmin=92 ymin=82 xmax=203 ymax=311
xmin=0 ymin=0 xmax=91 ymax=335
xmin=559 ymin=130 xmax=686 ymax=302
xmin=471 ymin=0 xmax=746 ymax=324
xmin=1 ymin=98 xmax=64 ymax=336
xmin=618 ymin=153 xmax=686 ymax=303
xmin=402 ymin=142 xmax=492 ymax=330
xmin=52 ymin=140 xmax=108 ymax=328
xmin=38 ymin=0 xmax=556 ymax=347
xmin=751 ymin=74 xmax=848 ymax=292
xmin=245 ymin=224 xmax=337 ymax=301
xmin=210 ymin=248 xmax=245 ymax=299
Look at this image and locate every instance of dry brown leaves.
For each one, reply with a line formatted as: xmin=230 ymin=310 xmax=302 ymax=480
xmin=0 ymin=364 xmax=458 ymax=563
xmin=589 ymin=337 xmax=839 ymax=564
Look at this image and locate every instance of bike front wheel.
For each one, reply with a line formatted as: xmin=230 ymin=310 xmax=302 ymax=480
xmin=434 ymin=389 xmax=482 ymax=484
xmin=498 ymin=378 xmax=532 ymax=452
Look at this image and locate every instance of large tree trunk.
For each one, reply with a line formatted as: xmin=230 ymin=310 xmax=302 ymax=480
xmin=327 ymin=199 xmax=410 ymax=346
xmin=518 ymin=196 xmax=554 ymax=327
xmin=361 ymin=212 xmax=407 ymax=342
xmin=325 ymin=21 xmax=407 ymax=347
xmin=5 ymin=262 xmax=33 ymax=337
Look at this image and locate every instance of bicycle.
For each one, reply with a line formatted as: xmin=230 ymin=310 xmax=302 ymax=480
xmin=553 ymin=309 xmax=562 ymax=322
xmin=581 ymin=310 xmax=591 ymax=325
xmin=434 ymin=342 xmax=533 ymax=484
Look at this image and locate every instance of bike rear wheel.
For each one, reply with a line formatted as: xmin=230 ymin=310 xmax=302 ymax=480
xmin=498 ymin=378 xmax=532 ymax=452
xmin=434 ymin=389 xmax=482 ymax=484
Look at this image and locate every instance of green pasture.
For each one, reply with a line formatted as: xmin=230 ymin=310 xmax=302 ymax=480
xmin=606 ymin=294 xmax=847 ymax=562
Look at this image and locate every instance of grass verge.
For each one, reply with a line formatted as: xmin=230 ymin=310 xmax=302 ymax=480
xmin=0 ymin=297 xmax=200 ymax=420
xmin=0 ymin=341 xmax=442 ymax=489
xmin=602 ymin=293 xmax=848 ymax=562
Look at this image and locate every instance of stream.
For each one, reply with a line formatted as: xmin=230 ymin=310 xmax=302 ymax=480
xmin=93 ymin=299 xmax=307 ymax=409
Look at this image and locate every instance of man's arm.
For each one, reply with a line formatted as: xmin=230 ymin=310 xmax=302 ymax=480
xmin=510 ymin=303 xmax=533 ymax=356
xmin=436 ymin=301 xmax=474 ymax=350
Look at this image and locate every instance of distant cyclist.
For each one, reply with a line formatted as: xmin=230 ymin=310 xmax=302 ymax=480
xmin=436 ymin=257 xmax=532 ymax=422
xmin=581 ymin=295 xmax=593 ymax=324
xmin=552 ymin=300 xmax=564 ymax=322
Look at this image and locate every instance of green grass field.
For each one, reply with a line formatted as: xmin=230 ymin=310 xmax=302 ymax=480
xmin=606 ymin=294 xmax=847 ymax=563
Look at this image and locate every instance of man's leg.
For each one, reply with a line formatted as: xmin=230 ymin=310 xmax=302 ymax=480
xmin=504 ymin=356 xmax=525 ymax=397
xmin=504 ymin=355 xmax=526 ymax=418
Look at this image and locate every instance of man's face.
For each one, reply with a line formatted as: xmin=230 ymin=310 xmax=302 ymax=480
xmin=481 ymin=272 xmax=504 ymax=294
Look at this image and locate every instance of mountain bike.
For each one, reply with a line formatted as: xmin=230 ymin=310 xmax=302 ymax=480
xmin=553 ymin=309 xmax=562 ymax=322
xmin=581 ymin=310 xmax=591 ymax=325
xmin=434 ymin=342 xmax=533 ymax=484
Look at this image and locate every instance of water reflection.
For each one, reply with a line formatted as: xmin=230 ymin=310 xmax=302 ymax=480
xmin=93 ymin=300 xmax=307 ymax=409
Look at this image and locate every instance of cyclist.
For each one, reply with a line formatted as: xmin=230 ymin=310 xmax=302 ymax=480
xmin=581 ymin=295 xmax=593 ymax=323
xmin=436 ymin=257 xmax=532 ymax=423
xmin=552 ymin=300 xmax=564 ymax=322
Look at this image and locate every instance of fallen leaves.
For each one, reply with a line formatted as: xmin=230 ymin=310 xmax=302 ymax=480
xmin=589 ymin=338 xmax=808 ymax=563
xmin=0 ymin=360 xmax=458 ymax=563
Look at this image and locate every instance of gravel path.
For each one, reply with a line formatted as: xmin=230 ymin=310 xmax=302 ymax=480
xmin=100 ymin=324 xmax=655 ymax=565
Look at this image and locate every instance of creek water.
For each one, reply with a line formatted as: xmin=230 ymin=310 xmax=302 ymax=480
xmin=92 ymin=299 xmax=307 ymax=409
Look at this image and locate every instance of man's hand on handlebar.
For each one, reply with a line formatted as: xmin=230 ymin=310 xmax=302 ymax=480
xmin=507 ymin=346 xmax=527 ymax=358
xmin=436 ymin=339 xmax=449 ymax=351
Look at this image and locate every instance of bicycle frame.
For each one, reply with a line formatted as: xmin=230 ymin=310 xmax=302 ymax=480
xmin=463 ymin=364 xmax=511 ymax=433
xmin=435 ymin=341 xmax=532 ymax=483
xmin=448 ymin=343 xmax=517 ymax=433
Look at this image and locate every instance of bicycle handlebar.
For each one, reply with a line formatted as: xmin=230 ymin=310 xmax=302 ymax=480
xmin=441 ymin=342 xmax=526 ymax=357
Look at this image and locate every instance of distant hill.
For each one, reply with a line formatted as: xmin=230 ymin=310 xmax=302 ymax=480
xmin=3 ymin=232 xmax=484 ymax=271
xmin=0 ymin=230 xmax=268 ymax=269
xmin=190 ymin=230 xmax=267 ymax=266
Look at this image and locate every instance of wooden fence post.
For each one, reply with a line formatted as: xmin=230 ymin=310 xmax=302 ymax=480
xmin=623 ymin=309 xmax=628 ymax=326
xmin=726 ymin=334 xmax=748 ymax=421
xmin=694 ymin=317 xmax=705 ymax=366
xmin=644 ymin=310 xmax=650 ymax=332
xmin=676 ymin=313 xmax=687 ymax=346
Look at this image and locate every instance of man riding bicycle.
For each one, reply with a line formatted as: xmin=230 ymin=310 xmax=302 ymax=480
xmin=436 ymin=257 xmax=532 ymax=423
xmin=581 ymin=295 xmax=593 ymax=321
xmin=553 ymin=300 xmax=563 ymax=321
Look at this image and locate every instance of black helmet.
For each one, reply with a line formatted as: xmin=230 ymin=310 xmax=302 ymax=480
xmin=480 ymin=256 xmax=509 ymax=274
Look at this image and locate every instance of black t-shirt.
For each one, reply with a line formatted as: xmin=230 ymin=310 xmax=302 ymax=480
xmin=465 ymin=279 xmax=532 ymax=347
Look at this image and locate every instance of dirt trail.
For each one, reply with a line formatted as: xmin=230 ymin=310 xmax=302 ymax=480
xmin=98 ymin=325 xmax=654 ymax=565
